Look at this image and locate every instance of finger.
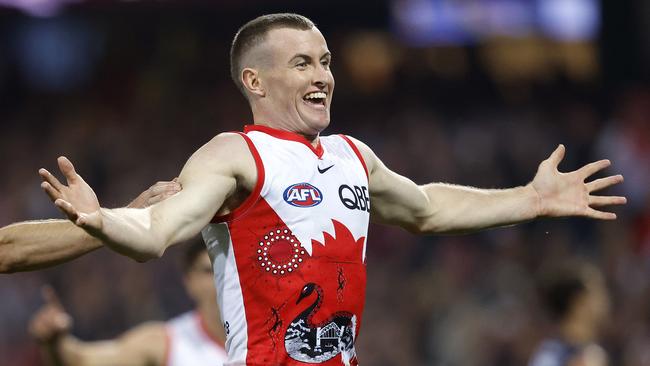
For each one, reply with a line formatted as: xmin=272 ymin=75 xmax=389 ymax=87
xmin=172 ymin=177 xmax=179 ymax=182
xmin=578 ymin=159 xmax=611 ymax=179
xmin=76 ymin=212 xmax=102 ymax=232
xmin=585 ymin=207 xmax=617 ymax=220
xmin=57 ymin=156 xmax=78 ymax=184
xmin=38 ymin=168 xmax=65 ymax=191
xmin=589 ymin=195 xmax=627 ymax=207
xmin=54 ymin=199 xmax=79 ymax=222
xmin=150 ymin=182 xmax=182 ymax=195
xmin=41 ymin=286 xmax=64 ymax=310
xmin=41 ymin=181 xmax=62 ymax=202
xmin=148 ymin=191 xmax=178 ymax=205
xmin=586 ymin=175 xmax=624 ymax=193
xmin=547 ymin=144 xmax=566 ymax=168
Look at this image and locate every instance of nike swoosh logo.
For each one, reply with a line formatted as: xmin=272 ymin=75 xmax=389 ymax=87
xmin=317 ymin=165 xmax=335 ymax=174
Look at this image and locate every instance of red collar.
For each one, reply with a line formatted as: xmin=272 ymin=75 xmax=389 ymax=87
xmin=244 ymin=124 xmax=324 ymax=158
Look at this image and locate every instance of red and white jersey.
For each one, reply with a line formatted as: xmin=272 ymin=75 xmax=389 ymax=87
xmin=165 ymin=311 xmax=228 ymax=366
xmin=202 ymin=125 xmax=370 ymax=366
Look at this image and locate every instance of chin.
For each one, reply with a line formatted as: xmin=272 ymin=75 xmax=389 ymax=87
xmin=306 ymin=118 xmax=330 ymax=134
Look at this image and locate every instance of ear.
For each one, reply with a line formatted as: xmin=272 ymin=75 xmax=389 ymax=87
xmin=242 ymin=67 xmax=265 ymax=97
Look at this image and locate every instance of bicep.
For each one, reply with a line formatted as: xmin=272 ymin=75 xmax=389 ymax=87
xmin=368 ymin=159 xmax=431 ymax=231
xmin=345 ymin=136 xmax=431 ymax=231
xmin=148 ymin=133 xmax=246 ymax=247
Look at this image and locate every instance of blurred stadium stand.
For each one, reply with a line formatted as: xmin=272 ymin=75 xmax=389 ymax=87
xmin=0 ymin=1 xmax=648 ymax=365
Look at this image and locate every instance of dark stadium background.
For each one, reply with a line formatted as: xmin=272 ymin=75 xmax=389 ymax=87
xmin=0 ymin=0 xmax=648 ymax=364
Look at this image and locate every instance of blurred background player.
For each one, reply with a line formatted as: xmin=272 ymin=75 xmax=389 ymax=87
xmin=28 ymin=240 xmax=227 ymax=366
xmin=529 ymin=261 xmax=610 ymax=366
xmin=0 ymin=1 xmax=647 ymax=365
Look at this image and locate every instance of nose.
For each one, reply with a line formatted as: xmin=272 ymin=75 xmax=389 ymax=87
xmin=312 ymin=64 xmax=332 ymax=89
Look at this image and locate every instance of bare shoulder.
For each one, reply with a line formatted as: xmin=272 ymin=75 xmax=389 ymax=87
xmin=183 ymin=132 xmax=257 ymax=188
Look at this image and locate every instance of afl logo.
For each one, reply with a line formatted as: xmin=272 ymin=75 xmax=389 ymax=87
xmin=283 ymin=183 xmax=323 ymax=207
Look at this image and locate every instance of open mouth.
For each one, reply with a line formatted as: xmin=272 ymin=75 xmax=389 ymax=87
xmin=303 ymin=91 xmax=327 ymax=108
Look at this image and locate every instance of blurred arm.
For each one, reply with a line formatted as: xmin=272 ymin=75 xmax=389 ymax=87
xmin=52 ymin=324 xmax=167 ymax=366
xmin=0 ymin=181 xmax=180 ymax=274
xmin=348 ymin=137 xmax=626 ymax=234
xmin=30 ymin=287 xmax=167 ymax=366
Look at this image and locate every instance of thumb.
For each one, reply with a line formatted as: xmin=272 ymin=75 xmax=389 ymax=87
xmin=57 ymin=156 xmax=78 ymax=184
xmin=76 ymin=211 xmax=103 ymax=232
xmin=546 ymin=144 xmax=565 ymax=168
xmin=41 ymin=286 xmax=64 ymax=310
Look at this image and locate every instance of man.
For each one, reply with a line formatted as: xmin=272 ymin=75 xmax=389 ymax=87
xmin=29 ymin=240 xmax=227 ymax=366
xmin=529 ymin=261 xmax=610 ymax=366
xmin=0 ymin=179 xmax=180 ymax=273
xmin=36 ymin=13 xmax=625 ymax=366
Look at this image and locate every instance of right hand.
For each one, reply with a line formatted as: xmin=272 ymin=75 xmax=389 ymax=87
xmin=40 ymin=157 xmax=100 ymax=217
xmin=127 ymin=179 xmax=182 ymax=208
xmin=40 ymin=157 xmax=104 ymax=234
xmin=28 ymin=286 xmax=72 ymax=344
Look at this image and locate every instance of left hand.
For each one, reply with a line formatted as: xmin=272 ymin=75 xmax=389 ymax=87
xmin=530 ymin=144 xmax=626 ymax=220
xmin=28 ymin=286 xmax=72 ymax=344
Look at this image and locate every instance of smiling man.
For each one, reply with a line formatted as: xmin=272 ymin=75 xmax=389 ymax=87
xmin=35 ymin=13 xmax=626 ymax=366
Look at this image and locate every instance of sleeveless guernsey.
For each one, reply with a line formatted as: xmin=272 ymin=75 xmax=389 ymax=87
xmin=202 ymin=125 xmax=370 ymax=366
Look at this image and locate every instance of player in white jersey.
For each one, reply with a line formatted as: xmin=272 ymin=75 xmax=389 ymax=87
xmin=29 ymin=240 xmax=227 ymax=366
xmin=9 ymin=13 xmax=626 ymax=365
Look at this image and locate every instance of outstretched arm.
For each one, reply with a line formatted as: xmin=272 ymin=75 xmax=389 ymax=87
xmin=349 ymin=137 xmax=626 ymax=234
xmin=40 ymin=133 xmax=253 ymax=261
xmin=0 ymin=179 xmax=180 ymax=273
xmin=30 ymin=287 xmax=166 ymax=366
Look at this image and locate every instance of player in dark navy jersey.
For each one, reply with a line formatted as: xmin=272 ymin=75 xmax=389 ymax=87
xmin=529 ymin=261 xmax=610 ymax=366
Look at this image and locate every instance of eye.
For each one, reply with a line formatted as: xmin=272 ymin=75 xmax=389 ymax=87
xmin=296 ymin=61 xmax=308 ymax=69
xmin=321 ymin=59 xmax=330 ymax=69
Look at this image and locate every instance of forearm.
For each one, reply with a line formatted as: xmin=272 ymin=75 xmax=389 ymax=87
xmin=94 ymin=207 xmax=167 ymax=262
xmin=46 ymin=336 xmax=128 ymax=366
xmin=419 ymin=183 xmax=540 ymax=234
xmin=0 ymin=220 xmax=101 ymax=273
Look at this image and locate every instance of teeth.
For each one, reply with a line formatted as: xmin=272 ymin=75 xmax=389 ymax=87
xmin=304 ymin=92 xmax=327 ymax=100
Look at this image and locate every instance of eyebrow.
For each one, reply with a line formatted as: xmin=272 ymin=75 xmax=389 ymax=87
xmin=289 ymin=52 xmax=332 ymax=64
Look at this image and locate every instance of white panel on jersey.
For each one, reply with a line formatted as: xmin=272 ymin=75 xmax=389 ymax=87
xmin=166 ymin=311 xmax=228 ymax=366
xmin=248 ymin=132 xmax=370 ymax=260
xmin=202 ymin=223 xmax=247 ymax=365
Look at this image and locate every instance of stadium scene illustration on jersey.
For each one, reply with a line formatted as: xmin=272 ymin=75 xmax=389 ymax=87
xmin=202 ymin=125 xmax=370 ymax=365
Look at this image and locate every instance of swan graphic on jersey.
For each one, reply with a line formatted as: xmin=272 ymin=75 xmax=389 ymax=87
xmin=284 ymin=283 xmax=357 ymax=365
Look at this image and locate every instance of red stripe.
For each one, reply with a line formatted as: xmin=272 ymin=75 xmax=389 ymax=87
xmin=212 ymin=132 xmax=265 ymax=223
xmin=244 ymin=124 xmax=324 ymax=158
xmin=339 ymin=135 xmax=369 ymax=179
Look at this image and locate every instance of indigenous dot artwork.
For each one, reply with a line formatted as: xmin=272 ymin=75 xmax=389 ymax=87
xmin=257 ymin=229 xmax=305 ymax=275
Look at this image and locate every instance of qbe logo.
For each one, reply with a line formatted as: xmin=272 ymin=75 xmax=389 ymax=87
xmin=283 ymin=183 xmax=323 ymax=207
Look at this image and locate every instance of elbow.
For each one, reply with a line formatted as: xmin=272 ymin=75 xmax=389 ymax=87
xmin=129 ymin=246 xmax=165 ymax=263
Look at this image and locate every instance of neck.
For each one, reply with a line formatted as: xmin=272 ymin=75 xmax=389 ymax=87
xmin=197 ymin=303 xmax=226 ymax=344
xmin=250 ymin=120 xmax=320 ymax=148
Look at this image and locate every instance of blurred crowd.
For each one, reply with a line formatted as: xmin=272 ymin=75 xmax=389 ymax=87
xmin=0 ymin=3 xmax=649 ymax=366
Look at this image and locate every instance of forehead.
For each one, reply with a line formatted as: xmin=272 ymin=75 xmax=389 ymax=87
xmin=263 ymin=27 xmax=329 ymax=60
